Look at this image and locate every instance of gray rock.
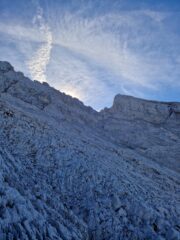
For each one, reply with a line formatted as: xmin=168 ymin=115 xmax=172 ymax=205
xmin=0 ymin=61 xmax=179 ymax=240
xmin=0 ymin=61 xmax=14 ymax=73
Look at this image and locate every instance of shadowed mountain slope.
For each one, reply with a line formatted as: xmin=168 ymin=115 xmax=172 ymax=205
xmin=0 ymin=61 xmax=179 ymax=240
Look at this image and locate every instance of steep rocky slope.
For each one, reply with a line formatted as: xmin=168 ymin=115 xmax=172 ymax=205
xmin=0 ymin=61 xmax=179 ymax=240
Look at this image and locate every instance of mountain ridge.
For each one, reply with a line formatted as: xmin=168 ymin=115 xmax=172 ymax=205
xmin=0 ymin=61 xmax=179 ymax=240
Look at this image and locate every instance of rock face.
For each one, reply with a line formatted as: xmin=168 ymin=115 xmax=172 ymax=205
xmin=107 ymin=94 xmax=180 ymax=124
xmin=101 ymin=94 xmax=180 ymax=172
xmin=0 ymin=61 xmax=179 ymax=240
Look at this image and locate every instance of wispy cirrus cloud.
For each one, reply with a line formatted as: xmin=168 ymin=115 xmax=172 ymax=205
xmin=27 ymin=0 xmax=53 ymax=82
xmin=47 ymin=9 xmax=180 ymax=108
xmin=0 ymin=22 xmax=41 ymax=42
xmin=143 ymin=10 xmax=169 ymax=23
xmin=0 ymin=0 xmax=180 ymax=109
xmin=55 ymin=11 xmax=174 ymax=87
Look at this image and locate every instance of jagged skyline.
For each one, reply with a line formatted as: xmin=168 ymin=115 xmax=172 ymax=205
xmin=0 ymin=0 xmax=180 ymax=109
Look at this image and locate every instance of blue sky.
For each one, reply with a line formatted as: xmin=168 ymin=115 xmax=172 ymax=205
xmin=0 ymin=0 xmax=180 ymax=110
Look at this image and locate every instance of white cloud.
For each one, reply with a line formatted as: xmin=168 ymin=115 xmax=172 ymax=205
xmin=45 ymin=8 xmax=179 ymax=108
xmin=27 ymin=1 xmax=52 ymax=82
xmin=0 ymin=22 xmax=43 ymax=43
xmin=0 ymin=1 xmax=179 ymax=109
xmin=52 ymin=11 xmax=171 ymax=87
xmin=143 ymin=10 xmax=169 ymax=23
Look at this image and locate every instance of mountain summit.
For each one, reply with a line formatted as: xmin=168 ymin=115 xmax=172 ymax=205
xmin=0 ymin=61 xmax=179 ymax=240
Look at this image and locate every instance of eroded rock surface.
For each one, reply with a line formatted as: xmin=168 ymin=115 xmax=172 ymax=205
xmin=0 ymin=61 xmax=179 ymax=240
xmin=100 ymin=94 xmax=180 ymax=172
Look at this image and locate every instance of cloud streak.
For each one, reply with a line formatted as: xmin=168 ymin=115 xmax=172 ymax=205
xmin=0 ymin=0 xmax=180 ymax=109
xmin=56 ymin=11 xmax=171 ymax=88
xmin=47 ymin=8 xmax=180 ymax=108
xmin=27 ymin=1 xmax=52 ymax=82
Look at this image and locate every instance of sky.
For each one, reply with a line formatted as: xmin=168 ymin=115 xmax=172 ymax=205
xmin=0 ymin=0 xmax=180 ymax=110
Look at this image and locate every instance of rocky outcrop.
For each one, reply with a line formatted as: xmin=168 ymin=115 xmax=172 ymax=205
xmin=0 ymin=62 xmax=98 ymax=126
xmin=102 ymin=94 xmax=180 ymax=124
xmin=100 ymin=94 xmax=180 ymax=172
xmin=0 ymin=61 xmax=179 ymax=240
xmin=0 ymin=61 xmax=14 ymax=73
